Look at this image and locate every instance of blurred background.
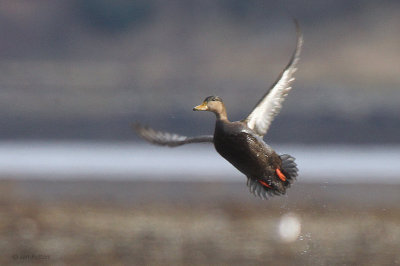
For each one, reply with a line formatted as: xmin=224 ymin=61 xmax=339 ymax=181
xmin=0 ymin=0 xmax=399 ymax=265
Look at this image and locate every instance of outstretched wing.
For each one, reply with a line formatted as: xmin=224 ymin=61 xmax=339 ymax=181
xmin=133 ymin=123 xmax=213 ymax=147
xmin=244 ymin=20 xmax=303 ymax=137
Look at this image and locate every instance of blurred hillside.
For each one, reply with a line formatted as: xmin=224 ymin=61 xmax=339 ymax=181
xmin=0 ymin=0 xmax=399 ymax=143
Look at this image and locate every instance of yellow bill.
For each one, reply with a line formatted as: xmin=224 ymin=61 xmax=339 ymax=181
xmin=193 ymin=102 xmax=209 ymax=111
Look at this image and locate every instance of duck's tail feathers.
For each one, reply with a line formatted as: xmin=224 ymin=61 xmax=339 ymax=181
xmin=280 ymin=154 xmax=298 ymax=185
xmin=246 ymin=154 xmax=298 ymax=200
xmin=247 ymin=178 xmax=274 ymax=200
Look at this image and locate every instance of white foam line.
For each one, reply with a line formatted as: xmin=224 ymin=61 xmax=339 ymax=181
xmin=0 ymin=142 xmax=399 ymax=183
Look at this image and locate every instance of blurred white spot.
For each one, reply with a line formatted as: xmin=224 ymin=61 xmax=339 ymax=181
xmin=278 ymin=213 xmax=301 ymax=242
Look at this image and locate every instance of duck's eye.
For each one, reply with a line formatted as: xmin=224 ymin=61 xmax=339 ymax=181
xmin=204 ymin=96 xmax=221 ymax=102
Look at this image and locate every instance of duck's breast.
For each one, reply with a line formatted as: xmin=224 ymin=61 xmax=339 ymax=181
xmin=213 ymin=121 xmax=275 ymax=177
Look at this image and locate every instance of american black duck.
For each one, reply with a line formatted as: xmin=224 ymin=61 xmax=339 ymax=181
xmin=134 ymin=22 xmax=303 ymax=199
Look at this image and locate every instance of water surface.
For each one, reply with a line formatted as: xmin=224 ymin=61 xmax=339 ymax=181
xmin=0 ymin=142 xmax=399 ymax=183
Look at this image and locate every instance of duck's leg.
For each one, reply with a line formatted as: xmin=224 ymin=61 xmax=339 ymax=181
xmin=276 ymin=168 xmax=287 ymax=182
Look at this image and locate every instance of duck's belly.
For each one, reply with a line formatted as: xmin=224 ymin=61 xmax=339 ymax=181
xmin=214 ymin=131 xmax=275 ymax=178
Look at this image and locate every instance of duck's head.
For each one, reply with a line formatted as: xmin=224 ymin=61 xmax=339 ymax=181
xmin=193 ymin=96 xmax=227 ymax=120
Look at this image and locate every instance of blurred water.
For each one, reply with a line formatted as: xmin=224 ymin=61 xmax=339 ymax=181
xmin=0 ymin=141 xmax=399 ymax=183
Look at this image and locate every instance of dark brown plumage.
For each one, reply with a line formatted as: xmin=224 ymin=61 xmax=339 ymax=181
xmin=134 ymin=21 xmax=302 ymax=199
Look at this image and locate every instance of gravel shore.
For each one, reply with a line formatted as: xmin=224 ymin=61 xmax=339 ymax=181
xmin=0 ymin=180 xmax=399 ymax=265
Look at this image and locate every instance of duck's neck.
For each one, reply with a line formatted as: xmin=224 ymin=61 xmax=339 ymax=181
xmin=215 ymin=108 xmax=228 ymax=121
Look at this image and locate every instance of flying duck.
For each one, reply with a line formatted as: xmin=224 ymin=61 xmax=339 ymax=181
xmin=134 ymin=21 xmax=303 ymax=199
